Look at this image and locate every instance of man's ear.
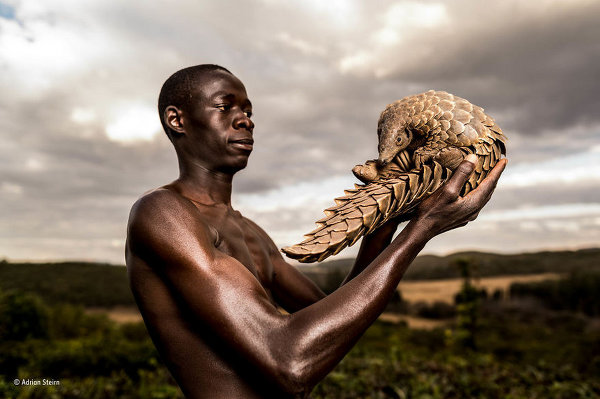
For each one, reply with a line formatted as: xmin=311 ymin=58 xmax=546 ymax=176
xmin=165 ymin=106 xmax=185 ymax=135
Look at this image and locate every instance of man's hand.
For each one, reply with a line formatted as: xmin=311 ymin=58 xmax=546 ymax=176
xmin=413 ymin=154 xmax=508 ymax=238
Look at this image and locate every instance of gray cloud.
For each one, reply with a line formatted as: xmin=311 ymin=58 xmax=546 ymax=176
xmin=379 ymin=1 xmax=600 ymax=134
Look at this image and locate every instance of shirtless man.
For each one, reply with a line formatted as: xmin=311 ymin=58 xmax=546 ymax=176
xmin=125 ymin=64 xmax=507 ymax=398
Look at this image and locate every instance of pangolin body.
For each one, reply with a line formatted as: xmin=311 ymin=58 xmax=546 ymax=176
xmin=282 ymin=90 xmax=507 ymax=263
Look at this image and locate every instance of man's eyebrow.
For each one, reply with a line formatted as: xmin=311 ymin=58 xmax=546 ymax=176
xmin=210 ymin=92 xmax=252 ymax=108
xmin=210 ymin=91 xmax=235 ymax=100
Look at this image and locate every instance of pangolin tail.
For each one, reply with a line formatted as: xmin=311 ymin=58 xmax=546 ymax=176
xmin=282 ymin=160 xmax=452 ymax=263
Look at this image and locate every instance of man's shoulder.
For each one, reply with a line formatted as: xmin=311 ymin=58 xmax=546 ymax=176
xmin=131 ymin=186 xmax=181 ymax=212
xmin=127 ymin=187 xmax=207 ymax=240
xmin=127 ymin=187 xmax=216 ymax=263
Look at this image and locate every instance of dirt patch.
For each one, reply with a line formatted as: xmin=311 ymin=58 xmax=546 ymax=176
xmin=379 ymin=313 xmax=450 ymax=329
xmin=86 ymin=306 xmax=142 ymax=324
xmin=398 ymin=273 xmax=562 ymax=304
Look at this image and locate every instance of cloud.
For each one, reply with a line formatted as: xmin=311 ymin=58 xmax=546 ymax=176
xmin=105 ymin=103 xmax=160 ymax=142
xmin=0 ymin=0 xmax=598 ymax=263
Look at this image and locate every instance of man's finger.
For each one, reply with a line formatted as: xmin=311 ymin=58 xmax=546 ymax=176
xmin=444 ymin=154 xmax=477 ymax=197
xmin=465 ymin=158 xmax=508 ymax=202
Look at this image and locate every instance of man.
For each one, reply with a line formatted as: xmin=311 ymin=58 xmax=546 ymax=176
xmin=125 ymin=64 xmax=507 ymax=398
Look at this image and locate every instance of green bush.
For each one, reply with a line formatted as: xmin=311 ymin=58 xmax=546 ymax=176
xmin=0 ymin=290 xmax=49 ymax=341
xmin=510 ymin=270 xmax=600 ymax=316
xmin=47 ymin=303 xmax=113 ymax=340
xmin=0 ymin=262 xmax=135 ymax=307
xmin=0 ymin=290 xmax=182 ymax=398
xmin=313 ymin=314 xmax=600 ymax=398
xmin=411 ymin=301 xmax=456 ymax=319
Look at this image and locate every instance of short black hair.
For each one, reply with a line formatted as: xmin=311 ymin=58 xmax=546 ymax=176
xmin=158 ymin=64 xmax=232 ymax=138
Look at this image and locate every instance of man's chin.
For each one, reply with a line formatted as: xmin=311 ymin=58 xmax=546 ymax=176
xmin=225 ymin=155 xmax=250 ymax=173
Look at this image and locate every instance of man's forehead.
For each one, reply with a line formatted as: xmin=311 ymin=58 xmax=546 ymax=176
xmin=192 ymin=71 xmax=247 ymax=100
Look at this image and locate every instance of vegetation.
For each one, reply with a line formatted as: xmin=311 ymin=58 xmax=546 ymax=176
xmin=0 ymin=262 xmax=134 ymax=307
xmin=0 ymin=289 xmax=182 ymax=399
xmin=2 ymin=286 xmax=597 ymax=398
xmin=313 ymin=311 xmax=600 ymax=398
xmin=1 ymin=250 xmax=599 ymax=398
xmin=510 ymin=269 xmax=600 ymax=316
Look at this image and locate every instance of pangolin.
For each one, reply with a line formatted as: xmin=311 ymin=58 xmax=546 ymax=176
xmin=282 ymin=90 xmax=507 ymax=263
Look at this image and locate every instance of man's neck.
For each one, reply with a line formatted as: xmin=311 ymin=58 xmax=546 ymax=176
xmin=174 ymin=158 xmax=234 ymax=207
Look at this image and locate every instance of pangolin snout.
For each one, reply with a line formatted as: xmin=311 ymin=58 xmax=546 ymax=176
xmin=377 ymin=152 xmax=395 ymax=166
xmin=378 ymin=127 xmax=412 ymax=166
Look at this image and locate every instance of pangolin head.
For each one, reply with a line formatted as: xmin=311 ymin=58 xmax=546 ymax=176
xmin=376 ymin=106 xmax=412 ymax=166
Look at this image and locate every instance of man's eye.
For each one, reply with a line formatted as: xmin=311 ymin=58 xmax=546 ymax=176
xmin=244 ymin=111 xmax=253 ymax=118
xmin=216 ymin=104 xmax=230 ymax=111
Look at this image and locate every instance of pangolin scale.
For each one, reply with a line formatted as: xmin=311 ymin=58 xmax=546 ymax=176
xmin=282 ymin=90 xmax=507 ymax=263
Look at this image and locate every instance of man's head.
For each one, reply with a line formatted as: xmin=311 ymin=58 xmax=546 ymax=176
xmin=158 ymin=64 xmax=254 ymax=174
xmin=158 ymin=64 xmax=232 ymax=138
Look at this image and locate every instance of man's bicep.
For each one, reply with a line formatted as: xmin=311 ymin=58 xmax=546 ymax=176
xmin=161 ymin=248 xmax=282 ymax=331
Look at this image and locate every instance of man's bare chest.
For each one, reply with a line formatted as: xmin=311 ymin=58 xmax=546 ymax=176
xmin=194 ymin=205 xmax=274 ymax=288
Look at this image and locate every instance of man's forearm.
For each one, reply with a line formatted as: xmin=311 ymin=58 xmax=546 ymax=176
xmin=341 ymin=219 xmax=399 ymax=285
xmin=283 ymin=218 xmax=431 ymax=389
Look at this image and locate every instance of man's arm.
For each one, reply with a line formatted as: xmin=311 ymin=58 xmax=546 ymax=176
xmin=128 ymin=157 xmax=506 ymax=396
xmin=267 ymin=214 xmax=398 ymax=308
xmin=269 ymin=253 xmax=327 ymax=312
xmin=341 ymin=216 xmax=399 ymax=285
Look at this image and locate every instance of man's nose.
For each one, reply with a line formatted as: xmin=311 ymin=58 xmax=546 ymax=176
xmin=233 ymin=111 xmax=254 ymax=132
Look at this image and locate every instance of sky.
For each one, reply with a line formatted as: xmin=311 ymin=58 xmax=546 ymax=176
xmin=1 ymin=0 xmax=599 ymax=264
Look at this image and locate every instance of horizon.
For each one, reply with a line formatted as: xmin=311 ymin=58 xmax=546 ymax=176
xmin=2 ymin=246 xmax=598 ymax=267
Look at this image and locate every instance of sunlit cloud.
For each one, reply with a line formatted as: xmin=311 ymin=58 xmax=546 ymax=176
xmin=71 ymin=107 xmax=97 ymax=124
xmin=1 ymin=182 xmax=23 ymax=195
xmin=481 ymin=203 xmax=600 ymax=222
xmin=275 ymin=32 xmax=327 ymax=56
xmin=374 ymin=2 xmax=447 ymax=45
xmin=297 ymin=0 xmax=357 ymax=26
xmin=499 ymin=149 xmax=600 ymax=188
xmin=25 ymin=157 xmax=44 ymax=171
xmin=105 ymin=104 xmax=160 ymax=143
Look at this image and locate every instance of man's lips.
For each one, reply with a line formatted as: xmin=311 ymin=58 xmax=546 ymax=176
xmin=229 ymin=138 xmax=254 ymax=151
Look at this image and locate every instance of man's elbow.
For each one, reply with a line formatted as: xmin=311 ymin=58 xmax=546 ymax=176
xmin=275 ymin=357 xmax=315 ymax=397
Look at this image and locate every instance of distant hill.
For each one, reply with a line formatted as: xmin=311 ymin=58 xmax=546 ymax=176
xmin=1 ymin=248 xmax=598 ymax=306
xmin=298 ymin=248 xmax=600 ymax=292
xmin=0 ymin=261 xmax=134 ymax=307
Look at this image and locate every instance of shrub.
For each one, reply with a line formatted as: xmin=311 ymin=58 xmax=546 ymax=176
xmin=0 ymin=290 xmax=49 ymax=341
xmin=510 ymin=270 xmax=600 ymax=316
